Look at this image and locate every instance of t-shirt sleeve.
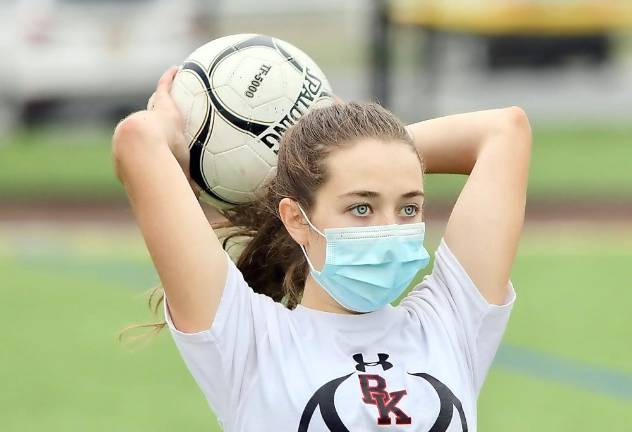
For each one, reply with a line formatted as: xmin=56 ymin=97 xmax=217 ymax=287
xmin=162 ymin=250 xmax=278 ymax=427
xmin=401 ymin=236 xmax=516 ymax=394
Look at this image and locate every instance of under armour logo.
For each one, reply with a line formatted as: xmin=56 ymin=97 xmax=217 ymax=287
xmin=353 ymin=353 xmax=393 ymax=372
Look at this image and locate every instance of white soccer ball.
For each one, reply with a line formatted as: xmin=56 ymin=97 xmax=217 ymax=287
xmin=170 ymin=33 xmax=334 ymax=208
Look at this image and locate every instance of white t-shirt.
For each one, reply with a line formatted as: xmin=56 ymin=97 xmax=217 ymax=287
xmin=163 ymin=236 xmax=516 ymax=431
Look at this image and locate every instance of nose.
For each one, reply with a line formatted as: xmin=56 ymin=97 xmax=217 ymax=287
xmin=375 ymin=211 xmax=398 ymax=226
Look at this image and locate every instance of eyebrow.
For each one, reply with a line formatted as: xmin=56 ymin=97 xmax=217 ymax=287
xmin=337 ymin=190 xmax=425 ymax=199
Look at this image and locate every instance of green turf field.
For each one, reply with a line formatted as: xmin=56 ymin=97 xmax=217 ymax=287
xmin=1 ymin=124 xmax=631 ymax=202
xmin=1 ymin=223 xmax=630 ymax=431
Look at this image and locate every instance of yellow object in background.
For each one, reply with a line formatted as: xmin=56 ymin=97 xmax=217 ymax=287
xmin=389 ymin=0 xmax=632 ymax=35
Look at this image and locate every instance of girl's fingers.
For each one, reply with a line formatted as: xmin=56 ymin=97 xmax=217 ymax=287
xmin=146 ymin=92 xmax=156 ymax=111
xmin=150 ymin=65 xmax=180 ymax=111
xmin=155 ymin=65 xmax=179 ymax=95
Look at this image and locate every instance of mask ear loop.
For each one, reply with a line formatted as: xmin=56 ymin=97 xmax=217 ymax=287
xmin=296 ymin=204 xmax=325 ymax=237
xmin=296 ymin=204 xmax=324 ymax=273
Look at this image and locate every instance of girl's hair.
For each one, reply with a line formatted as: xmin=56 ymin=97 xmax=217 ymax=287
xmin=118 ymin=101 xmax=423 ymax=345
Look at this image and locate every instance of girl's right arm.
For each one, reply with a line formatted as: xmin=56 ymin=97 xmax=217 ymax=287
xmin=112 ymin=66 xmax=228 ymax=333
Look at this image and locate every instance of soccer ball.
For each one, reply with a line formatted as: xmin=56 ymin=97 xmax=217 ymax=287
xmin=170 ymin=33 xmax=334 ymax=209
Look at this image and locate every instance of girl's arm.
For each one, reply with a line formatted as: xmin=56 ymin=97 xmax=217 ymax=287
xmin=112 ymin=67 xmax=228 ymax=333
xmin=406 ymin=107 xmax=532 ymax=305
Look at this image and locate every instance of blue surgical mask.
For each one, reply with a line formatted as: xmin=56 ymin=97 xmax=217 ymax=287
xmin=297 ymin=205 xmax=430 ymax=313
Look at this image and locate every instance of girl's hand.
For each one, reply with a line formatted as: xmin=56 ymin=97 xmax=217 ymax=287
xmin=145 ymin=66 xmax=202 ymax=197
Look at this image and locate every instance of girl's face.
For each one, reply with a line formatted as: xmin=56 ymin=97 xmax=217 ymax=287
xmin=304 ymin=138 xmax=424 ymax=270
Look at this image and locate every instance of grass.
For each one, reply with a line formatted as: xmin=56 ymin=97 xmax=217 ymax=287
xmin=0 ymin=127 xmax=123 ymax=202
xmin=480 ymin=369 xmax=632 ymax=431
xmin=423 ymin=123 xmax=632 ymax=202
xmin=0 ymin=227 xmax=218 ymax=432
xmin=0 ymin=123 xmax=631 ymax=203
xmin=1 ymin=223 xmax=630 ymax=431
xmin=503 ymin=232 xmax=632 ymax=374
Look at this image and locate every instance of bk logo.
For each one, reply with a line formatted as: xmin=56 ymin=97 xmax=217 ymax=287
xmin=358 ymin=374 xmax=412 ymax=425
xmin=298 ymin=352 xmax=468 ymax=432
xmin=354 ymin=353 xmax=411 ymax=425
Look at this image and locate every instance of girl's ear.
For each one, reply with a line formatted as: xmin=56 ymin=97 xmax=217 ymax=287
xmin=279 ymin=198 xmax=309 ymax=245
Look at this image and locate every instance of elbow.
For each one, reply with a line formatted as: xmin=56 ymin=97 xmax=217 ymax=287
xmin=506 ymin=106 xmax=532 ymax=138
xmin=112 ymin=116 xmax=135 ymax=184
xmin=111 ymin=112 xmax=149 ymax=183
xmin=501 ymin=106 xmax=532 ymax=149
xmin=112 ymin=112 xmax=143 ymax=157
xmin=508 ymin=105 xmax=530 ymax=127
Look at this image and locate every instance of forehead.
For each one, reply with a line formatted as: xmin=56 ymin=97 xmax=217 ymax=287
xmin=319 ymin=138 xmax=423 ymax=198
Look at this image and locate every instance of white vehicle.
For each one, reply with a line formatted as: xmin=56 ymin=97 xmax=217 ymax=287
xmin=0 ymin=0 xmax=212 ymax=131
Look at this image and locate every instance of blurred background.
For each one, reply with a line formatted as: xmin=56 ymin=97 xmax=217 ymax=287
xmin=1 ymin=0 xmax=631 ymax=430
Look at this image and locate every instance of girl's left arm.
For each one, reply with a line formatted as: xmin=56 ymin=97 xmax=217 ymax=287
xmin=406 ymin=106 xmax=532 ymax=305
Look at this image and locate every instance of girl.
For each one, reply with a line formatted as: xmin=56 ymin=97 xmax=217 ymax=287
xmin=113 ymin=66 xmax=531 ymax=431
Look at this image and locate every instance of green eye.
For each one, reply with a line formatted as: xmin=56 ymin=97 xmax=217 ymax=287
xmin=400 ymin=205 xmax=418 ymax=216
xmin=351 ymin=204 xmax=371 ymax=216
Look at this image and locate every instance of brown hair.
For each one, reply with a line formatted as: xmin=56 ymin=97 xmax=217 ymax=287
xmin=118 ymin=101 xmax=423 ymax=345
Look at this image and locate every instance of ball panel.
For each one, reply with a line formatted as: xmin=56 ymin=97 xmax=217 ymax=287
xmin=170 ymin=77 xmax=195 ymax=129
xmin=212 ymin=84 xmax=256 ymax=127
xmin=205 ymin=109 xmax=251 ymax=154
xmin=244 ymin=133 xmax=279 ymax=167
xmin=249 ymin=95 xmax=295 ymax=121
xmin=211 ymin=186 xmax=255 ymax=204
xmin=173 ymin=67 xmax=208 ymax=96
xmin=197 ymin=143 xmax=218 ymax=191
xmin=256 ymin=165 xmax=277 ymax=194
xmin=211 ymin=144 xmax=274 ymax=192
xmin=185 ymin=91 xmax=211 ymax=141
xmin=198 ymin=190 xmax=236 ymax=210
xmin=209 ymin=49 xmax=244 ymax=89
xmin=227 ymin=52 xmax=290 ymax=115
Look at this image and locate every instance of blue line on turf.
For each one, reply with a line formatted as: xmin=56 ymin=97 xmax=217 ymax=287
xmin=494 ymin=343 xmax=632 ymax=400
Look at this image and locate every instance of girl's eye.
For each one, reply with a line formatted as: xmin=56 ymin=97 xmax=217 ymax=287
xmin=350 ymin=204 xmax=371 ymax=217
xmin=400 ymin=205 xmax=419 ymax=217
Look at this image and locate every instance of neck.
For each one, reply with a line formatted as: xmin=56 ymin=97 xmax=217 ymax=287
xmin=299 ymin=275 xmax=364 ymax=315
